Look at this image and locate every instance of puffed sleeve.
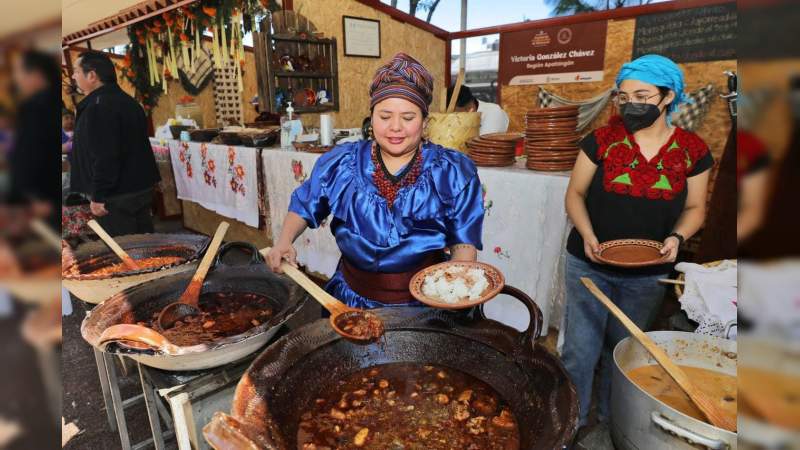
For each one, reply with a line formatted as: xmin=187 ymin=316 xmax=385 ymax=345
xmin=288 ymin=145 xmax=353 ymax=228
xmin=445 ymin=172 xmax=484 ymax=250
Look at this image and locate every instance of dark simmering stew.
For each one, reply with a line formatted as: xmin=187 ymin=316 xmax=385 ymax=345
xmin=140 ymin=292 xmax=273 ymax=346
xmin=333 ymin=311 xmax=385 ymax=340
xmin=297 ymin=363 xmax=520 ymax=450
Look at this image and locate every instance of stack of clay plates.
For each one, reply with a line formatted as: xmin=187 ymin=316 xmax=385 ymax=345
xmin=466 ymin=132 xmax=523 ymax=167
xmin=525 ymin=106 xmax=580 ymax=171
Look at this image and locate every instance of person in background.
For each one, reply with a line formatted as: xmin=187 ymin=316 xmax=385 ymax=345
xmin=70 ymin=50 xmax=160 ymax=236
xmin=561 ymin=54 xmax=713 ymax=431
xmin=267 ymin=53 xmax=484 ymax=309
xmin=8 ymin=49 xmax=61 ymax=227
xmin=446 ymin=84 xmax=509 ymax=135
xmin=62 ymin=108 xmax=74 ymax=155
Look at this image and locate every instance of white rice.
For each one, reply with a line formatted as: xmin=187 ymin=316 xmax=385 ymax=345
xmin=422 ymin=266 xmax=489 ymax=304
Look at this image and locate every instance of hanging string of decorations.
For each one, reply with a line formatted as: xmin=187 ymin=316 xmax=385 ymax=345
xmin=121 ymin=0 xmax=279 ymax=114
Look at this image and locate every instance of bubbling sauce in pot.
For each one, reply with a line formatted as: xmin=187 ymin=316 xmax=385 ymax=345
xmin=627 ymin=364 xmax=737 ymax=431
xmin=298 ymin=363 xmax=520 ymax=450
xmin=140 ymin=292 xmax=274 ymax=346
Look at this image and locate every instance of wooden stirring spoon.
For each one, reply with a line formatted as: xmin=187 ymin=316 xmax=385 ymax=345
xmin=157 ymin=222 xmax=229 ymax=330
xmin=87 ymin=219 xmax=141 ymax=270
xmin=581 ymin=277 xmax=737 ymax=432
xmin=259 ymin=247 xmax=384 ymax=343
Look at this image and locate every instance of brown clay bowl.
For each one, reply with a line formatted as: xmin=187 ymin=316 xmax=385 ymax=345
xmin=532 ymin=105 xmax=579 ymax=112
xmin=526 ymin=111 xmax=579 ymax=119
xmin=526 ymin=161 xmax=574 ymax=170
xmin=527 ymin=146 xmax=579 ymax=152
xmin=595 ymin=239 xmax=667 ymax=267
xmin=527 ymin=151 xmax=578 ymax=159
xmin=470 ymin=155 xmax=516 ymax=163
xmin=478 ymin=132 xmax=524 ymax=142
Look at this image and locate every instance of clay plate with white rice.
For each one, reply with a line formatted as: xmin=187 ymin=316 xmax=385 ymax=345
xmin=409 ymin=261 xmax=505 ymax=309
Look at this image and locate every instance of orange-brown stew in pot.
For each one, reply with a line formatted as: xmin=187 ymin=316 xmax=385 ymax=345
xmin=83 ymin=256 xmax=185 ymax=276
xmin=139 ymin=292 xmax=274 ymax=346
xmin=298 ymin=363 xmax=520 ymax=450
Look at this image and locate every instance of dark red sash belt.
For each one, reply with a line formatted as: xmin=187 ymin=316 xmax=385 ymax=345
xmin=341 ymin=252 xmax=445 ymax=304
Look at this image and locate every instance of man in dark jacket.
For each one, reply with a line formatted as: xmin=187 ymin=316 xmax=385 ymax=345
xmin=70 ymin=50 xmax=160 ymax=236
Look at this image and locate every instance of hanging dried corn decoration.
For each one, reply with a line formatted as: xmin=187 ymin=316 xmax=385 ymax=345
xmin=220 ymin=15 xmax=229 ymax=66
xmin=159 ymin=43 xmax=168 ymax=94
xmin=145 ymin=34 xmax=155 ymax=86
xmin=181 ymin=34 xmax=191 ymax=74
xmin=231 ymin=9 xmax=244 ymax=92
xmin=211 ymin=24 xmax=221 ymax=68
xmin=194 ymin=19 xmax=202 ymax=71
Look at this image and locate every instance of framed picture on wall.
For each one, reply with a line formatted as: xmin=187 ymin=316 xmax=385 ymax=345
xmin=342 ymin=16 xmax=381 ymax=58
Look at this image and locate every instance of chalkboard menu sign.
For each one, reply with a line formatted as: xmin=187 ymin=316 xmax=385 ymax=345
xmin=633 ymin=3 xmax=736 ymax=63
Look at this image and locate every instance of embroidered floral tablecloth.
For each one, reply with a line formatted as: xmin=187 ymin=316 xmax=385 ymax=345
xmin=263 ymin=150 xmax=572 ymax=331
xmin=165 ymin=139 xmax=260 ymax=227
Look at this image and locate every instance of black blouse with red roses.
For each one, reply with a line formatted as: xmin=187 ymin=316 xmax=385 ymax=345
xmin=566 ymin=116 xmax=714 ymax=274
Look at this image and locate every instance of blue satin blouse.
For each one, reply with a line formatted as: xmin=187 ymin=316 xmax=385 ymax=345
xmin=288 ymin=139 xmax=484 ymax=274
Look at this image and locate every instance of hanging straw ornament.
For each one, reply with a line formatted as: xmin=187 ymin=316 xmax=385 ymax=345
xmin=231 ymin=9 xmax=244 ymax=92
xmin=212 ymin=25 xmax=221 ymax=68
xmin=220 ymin=16 xmax=229 ymax=66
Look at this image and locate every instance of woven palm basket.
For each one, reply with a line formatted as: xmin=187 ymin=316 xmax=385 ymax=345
xmin=426 ymin=112 xmax=481 ymax=153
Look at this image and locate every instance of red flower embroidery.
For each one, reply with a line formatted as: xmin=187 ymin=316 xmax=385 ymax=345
xmin=608 ymin=146 xmax=635 ymax=169
xmin=663 ymin=149 xmax=687 ymax=172
xmin=645 ymin=188 xmax=661 ymax=200
xmin=634 ymin=164 xmax=659 ymax=187
xmin=595 ymin=120 xmax=706 ymax=200
xmin=494 ymin=246 xmax=501 ymax=254
xmin=612 ymin=182 xmax=629 ymax=195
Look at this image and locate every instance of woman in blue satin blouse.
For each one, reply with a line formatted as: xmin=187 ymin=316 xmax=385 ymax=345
xmin=266 ymin=53 xmax=485 ymax=309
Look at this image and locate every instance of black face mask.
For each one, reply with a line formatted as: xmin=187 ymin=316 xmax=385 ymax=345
xmin=620 ymin=102 xmax=664 ymax=133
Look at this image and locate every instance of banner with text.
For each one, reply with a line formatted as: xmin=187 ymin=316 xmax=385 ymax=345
xmin=500 ymin=21 xmax=607 ymax=86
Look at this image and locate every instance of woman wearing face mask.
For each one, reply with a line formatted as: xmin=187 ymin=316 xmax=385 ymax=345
xmin=266 ymin=53 xmax=484 ymax=309
xmin=560 ymin=54 xmax=713 ymax=430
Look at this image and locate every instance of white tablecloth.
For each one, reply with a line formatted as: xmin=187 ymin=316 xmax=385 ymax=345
xmin=263 ymin=149 xmax=571 ymax=331
xmin=155 ymin=138 xmax=260 ymax=227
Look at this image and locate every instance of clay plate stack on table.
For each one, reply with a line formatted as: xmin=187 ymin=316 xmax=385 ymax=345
xmin=525 ymin=106 xmax=581 ymax=172
xmin=466 ymin=132 xmax=523 ymax=167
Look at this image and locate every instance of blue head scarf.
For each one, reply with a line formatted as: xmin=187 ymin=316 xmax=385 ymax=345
xmin=615 ymin=54 xmax=688 ymax=116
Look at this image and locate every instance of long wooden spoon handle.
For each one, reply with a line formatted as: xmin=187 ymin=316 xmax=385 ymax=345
xmin=87 ymin=219 xmax=140 ymax=270
xmin=179 ymin=222 xmax=229 ymax=304
xmin=258 ymin=247 xmax=347 ymax=316
xmin=30 ymin=219 xmax=62 ymax=251
xmin=580 ymin=277 xmax=736 ymax=432
xmin=446 ymin=68 xmax=466 ymax=114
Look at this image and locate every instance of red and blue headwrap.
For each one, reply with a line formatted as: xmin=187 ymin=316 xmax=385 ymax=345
xmin=369 ymin=53 xmax=434 ymax=116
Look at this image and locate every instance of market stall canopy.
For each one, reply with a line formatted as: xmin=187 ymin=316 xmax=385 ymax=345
xmin=62 ymin=0 xmax=198 ymax=47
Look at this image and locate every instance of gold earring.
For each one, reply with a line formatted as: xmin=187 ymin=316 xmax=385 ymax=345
xmin=368 ymin=125 xmax=374 ymax=139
